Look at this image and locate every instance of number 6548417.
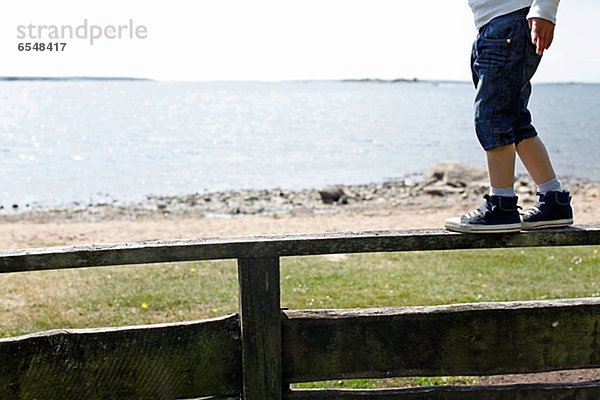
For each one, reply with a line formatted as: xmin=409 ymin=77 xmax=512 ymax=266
xmin=17 ymin=42 xmax=66 ymax=51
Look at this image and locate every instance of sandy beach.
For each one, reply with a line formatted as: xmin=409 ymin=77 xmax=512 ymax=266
xmin=1 ymin=162 xmax=598 ymax=249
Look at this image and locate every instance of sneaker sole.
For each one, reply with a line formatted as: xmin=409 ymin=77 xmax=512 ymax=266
xmin=444 ymin=217 xmax=522 ymax=234
xmin=521 ymin=218 xmax=574 ymax=230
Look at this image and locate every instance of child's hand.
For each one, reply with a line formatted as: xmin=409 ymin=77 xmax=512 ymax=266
xmin=528 ymin=18 xmax=555 ymax=56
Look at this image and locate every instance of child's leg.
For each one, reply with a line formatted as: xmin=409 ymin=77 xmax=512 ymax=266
xmin=486 ymin=144 xmax=516 ymax=189
xmin=512 ymin=75 xmax=560 ymax=191
xmin=516 ymin=136 xmax=556 ymax=186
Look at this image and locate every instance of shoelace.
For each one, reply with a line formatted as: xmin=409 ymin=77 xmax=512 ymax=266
xmin=465 ymin=195 xmax=495 ymax=219
xmin=466 ymin=207 xmax=490 ymax=219
xmin=525 ymin=193 xmax=547 ymax=217
xmin=524 ymin=205 xmax=542 ymax=217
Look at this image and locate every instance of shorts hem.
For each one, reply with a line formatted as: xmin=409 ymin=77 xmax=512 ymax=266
xmin=515 ymin=130 xmax=538 ymax=145
xmin=482 ymin=140 xmax=516 ymax=151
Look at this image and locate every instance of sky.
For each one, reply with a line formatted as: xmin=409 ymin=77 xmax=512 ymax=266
xmin=1 ymin=0 xmax=599 ymax=83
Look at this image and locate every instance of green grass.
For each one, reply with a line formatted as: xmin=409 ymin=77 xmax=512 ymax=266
xmin=1 ymin=245 xmax=598 ymax=388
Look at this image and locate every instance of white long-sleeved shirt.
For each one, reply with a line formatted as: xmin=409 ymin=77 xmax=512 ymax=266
xmin=468 ymin=0 xmax=560 ymax=28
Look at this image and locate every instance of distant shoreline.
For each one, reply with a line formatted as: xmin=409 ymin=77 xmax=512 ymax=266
xmin=0 ymin=76 xmax=152 ymax=82
xmin=1 ymin=77 xmax=597 ymax=85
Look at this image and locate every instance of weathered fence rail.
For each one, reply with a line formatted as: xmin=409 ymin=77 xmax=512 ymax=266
xmin=0 ymin=316 xmax=241 ymax=399
xmin=1 ymin=225 xmax=599 ymax=400
xmin=282 ymin=299 xmax=600 ymax=382
xmin=2 ymin=226 xmax=599 ymax=273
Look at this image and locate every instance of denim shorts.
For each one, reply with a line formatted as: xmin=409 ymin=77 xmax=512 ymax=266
xmin=471 ymin=7 xmax=542 ymax=151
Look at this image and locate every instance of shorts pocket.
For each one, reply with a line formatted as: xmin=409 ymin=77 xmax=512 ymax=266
xmin=480 ymin=15 xmax=516 ymax=44
xmin=475 ymin=36 xmax=511 ymax=69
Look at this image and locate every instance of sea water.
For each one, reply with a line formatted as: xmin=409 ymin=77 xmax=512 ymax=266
xmin=0 ymin=80 xmax=598 ymax=205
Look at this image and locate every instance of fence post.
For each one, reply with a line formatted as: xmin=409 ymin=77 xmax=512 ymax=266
xmin=237 ymin=257 xmax=282 ymax=400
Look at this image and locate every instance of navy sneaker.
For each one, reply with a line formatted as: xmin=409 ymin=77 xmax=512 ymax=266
xmin=521 ymin=190 xmax=573 ymax=230
xmin=445 ymin=194 xmax=521 ymax=233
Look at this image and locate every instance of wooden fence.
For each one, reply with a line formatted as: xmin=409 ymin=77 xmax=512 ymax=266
xmin=1 ymin=225 xmax=599 ymax=399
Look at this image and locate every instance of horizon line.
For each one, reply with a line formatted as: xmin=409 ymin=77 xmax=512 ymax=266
xmin=1 ymin=76 xmax=598 ymax=85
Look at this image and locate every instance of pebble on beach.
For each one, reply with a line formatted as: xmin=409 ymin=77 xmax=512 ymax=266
xmin=318 ymin=187 xmax=347 ymax=204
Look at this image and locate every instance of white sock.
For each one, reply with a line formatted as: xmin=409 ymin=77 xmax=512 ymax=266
xmin=490 ymin=186 xmax=516 ymax=197
xmin=538 ymin=177 xmax=562 ymax=194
